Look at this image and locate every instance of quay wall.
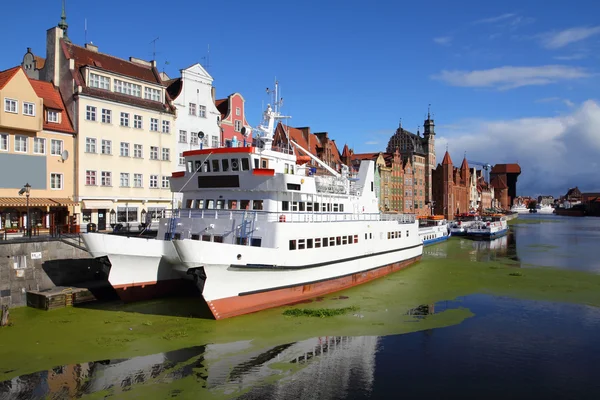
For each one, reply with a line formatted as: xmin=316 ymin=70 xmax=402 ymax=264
xmin=0 ymin=239 xmax=104 ymax=307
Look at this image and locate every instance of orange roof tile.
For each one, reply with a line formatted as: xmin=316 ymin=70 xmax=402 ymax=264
xmin=28 ymin=78 xmax=75 ymax=134
xmin=34 ymin=55 xmax=46 ymax=69
xmin=0 ymin=66 xmax=21 ymax=90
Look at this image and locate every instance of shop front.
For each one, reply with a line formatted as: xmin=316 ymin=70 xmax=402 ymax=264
xmin=0 ymin=197 xmax=79 ymax=237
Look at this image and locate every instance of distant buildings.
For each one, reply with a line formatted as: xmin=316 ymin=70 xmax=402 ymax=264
xmin=489 ymin=164 xmax=521 ymax=209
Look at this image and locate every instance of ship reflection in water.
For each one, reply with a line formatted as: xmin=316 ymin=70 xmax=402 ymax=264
xmin=0 ymin=335 xmax=379 ymax=399
xmin=423 ymin=233 xmax=516 ymax=263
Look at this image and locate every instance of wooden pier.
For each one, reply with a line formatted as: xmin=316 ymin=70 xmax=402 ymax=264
xmin=26 ymin=281 xmax=113 ymax=311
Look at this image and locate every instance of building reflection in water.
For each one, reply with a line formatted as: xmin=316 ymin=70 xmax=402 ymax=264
xmin=0 ymin=335 xmax=379 ymax=399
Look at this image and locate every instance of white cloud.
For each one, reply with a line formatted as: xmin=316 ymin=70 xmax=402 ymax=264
xmin=535 ymin=97 xmax=575 ymax=108
xmin=541 ymin=26 xmax=600 ymax=49
xmin=435 ymin=100 xmax=600 ymax=195
xmin=432 ymin=65 xmax=591 ymax=90
xmin=554 ymin=53 xmax=587 ymax=60
xmin=433 ymin=36 xmax=452 ymax=46
xmin=364 ymin=141 xmax=379 ymax=145
xmin=563 ymin=99 xmax=575 ymax=108
xmin=474 ymin=13 xmax=516 ymax=24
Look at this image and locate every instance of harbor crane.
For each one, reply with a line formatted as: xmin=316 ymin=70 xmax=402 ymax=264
xmin=468 ymin=160 xmax=492 ymax=182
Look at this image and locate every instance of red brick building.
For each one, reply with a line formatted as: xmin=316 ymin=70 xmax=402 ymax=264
xmin=489 ymin=164 xmax=521 ymax=208
xmin=431 ymin=151 xmax=471 ymax=219
xmin=215 ymin=93 xmax=252 ymax=147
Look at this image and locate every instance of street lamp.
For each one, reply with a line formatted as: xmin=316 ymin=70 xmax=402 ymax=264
xmin=18 ymin=183 xmax=31 ymax=237
xmin=140 ymin=209 xmax=147 ymax=226
xmin=109 ymin=209 xmax=116 ymax=228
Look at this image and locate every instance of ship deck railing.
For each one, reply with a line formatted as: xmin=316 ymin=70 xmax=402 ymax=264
xmin=171 ymin=209 xmax=416 ymax=224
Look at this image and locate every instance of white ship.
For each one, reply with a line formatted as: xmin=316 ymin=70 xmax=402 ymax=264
xmin=536 ymin=204 xmax=554 ymax=214
xmin=466 ymin=214 xmax=508 ymax=239
xmin=418 ymin=215 xmax=450 ymax=246
xmin=510 ymin=203 xmax=530 ymax=214
xmin=448 ymin=213 xmax=480 ymax=236
xmin=82 ymin=82 xmax=423 ymax=319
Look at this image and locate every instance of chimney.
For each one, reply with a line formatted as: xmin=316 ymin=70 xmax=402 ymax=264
xmin=129 ymin=57 xmax=152 ymax=67
xmin=85 ymin=42 xmax=98 ymax=52
xmin=45 ymin=27 xmax=63 ymax=84
xmin=211 ymin=86 xmax=216 ymax=102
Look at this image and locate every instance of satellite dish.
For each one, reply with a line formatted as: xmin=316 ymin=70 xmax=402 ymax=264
xmin=61 ymin=150 xmax=69 ymax=161
xmin=198 ymin=131 xmax=205 ymax=139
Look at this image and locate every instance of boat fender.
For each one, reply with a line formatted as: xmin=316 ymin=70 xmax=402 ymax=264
xmin=279 ymin=215 xmax=286 ymax=222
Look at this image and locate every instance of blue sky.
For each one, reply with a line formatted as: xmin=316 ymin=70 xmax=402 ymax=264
xmin=2 ymin=0 xmax=600 ymax=196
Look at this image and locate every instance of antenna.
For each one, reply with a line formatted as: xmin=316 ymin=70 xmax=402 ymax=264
xmin=150 ymin=37 xmax=159 ymax=60
xmin=201 ymin=44 xmax=211 ymax=71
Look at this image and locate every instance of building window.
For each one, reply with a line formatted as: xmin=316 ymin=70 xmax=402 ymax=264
xmin=120 ymin=112 xmax=129 ymax=127
xmin=117 ymin=207 xmax=138 ymax=223
xmin=120 ymin=173 xmax=130 ymax=187
xmin=33 ymin=137 xmax=45 ymax=154
xmin=199 ymin=105 xmax=206 ymax=118
xmin=86 ymin=105 xmax=96 ymax=121
xmin=150 ymin=146 xmax=158 ymax=160
xmin=48 ymin=110 xmax=59 ymax=123
xmin=134 ymin=115 xmax=142 ymax=129
xmin=114 ymin=79 xmax=141 ymax=97
xmin=179 ymin=130 xmax=187 ymax=143
xmin=190 ymin=135 xmax=198 ymax=145
xmin=0 ymin=134 xmax=7 ymax=151
xmin=14 ymin=135 xmax=27 ymax=153
xmin=134 ymin=144 xmax=143 ymax=158
xmin=234 ymin=120 xmax=242 ymax=132
xmin=178 ymin=153 xmax=185 ymax=166
xmin=150 ymin=118 xmax=158 ymax=131
xmin=235 ymin=107 xmax=240 ymax=116
xmin=51 ymin=139 xmax=63 ymax=155
xmin=50 ymin=173 xmax=63 ymax=189
xmin=144 ymin=87 xmax=161 ymax=102
xmin=133 ymin=173 xmax=143 ymax=188
xmin=85 ymin=137 xmax=97 ymax=153
xmin=189 ymin=103 xmax=196 ymax=116
xmin=86 ymin=170 xmax=97 ymax=185
xmin=162 ymin=148 xmax=170 ymax=161
xmin=150 ymin=175 xmax=158 ymax=188
xmin=162 ymin=176 xmax=170 ymax=189
xmin=101 ymin=171 xmax=112 ymax=186
xmin=101 ymin=139 xmax=112 ymax=155
xmin=120 ymin=142 xmax=130 ymax=157
xmin=162 ymin=120 xmax=170 ymax=133
xmin=23 ymin=102 xmax=35 ymax=116
xmin=211 ymin=136 xmax=218 ymax=148
xmin=101 ymin=109 xmax=112 ymax=124
xmin=4 ymin=98 xmax=17 ymax=113
xmin=89 ymin=73 xmax=110 ymax=90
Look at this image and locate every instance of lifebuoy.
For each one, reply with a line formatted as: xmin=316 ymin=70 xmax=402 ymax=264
xmin=279 ymin=215 xmax=286 ymax=222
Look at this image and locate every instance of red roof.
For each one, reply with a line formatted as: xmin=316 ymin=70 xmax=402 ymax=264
xmin=34 ymin=55 xmax=46 ymax=69
xmin=460 ymin=157 xmax=469 ymax=170
xmin=442 ymin=151 xmax=453 ymax=165
xmin=0 ymin=66 xmax=21 ymax=90
xmin=60 ymin=41 xmax=175 ymax=113
xmin=490 ymin=176 xmax=508 ymax=190
xmin=28 ymin=79 xmax=75 ymax=134
xmin=491 ymin=163 xmax=521 ymax=174
xmin=215 ymin=98 xmax=228 ymax=119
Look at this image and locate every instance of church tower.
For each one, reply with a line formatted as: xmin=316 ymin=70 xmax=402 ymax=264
xmin=423 ymin=105 xmax=436 ymax=205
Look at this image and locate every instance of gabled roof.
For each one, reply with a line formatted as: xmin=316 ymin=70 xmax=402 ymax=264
xmin=0 ymin=66 xmax=21 ymax=90
xmin=165 ymin=77 xmax=183 ymax=100
xmin=28 ymin=78 xmax=75 ymax=134
xmin=215 ymin=98 xmax=229 ymax=120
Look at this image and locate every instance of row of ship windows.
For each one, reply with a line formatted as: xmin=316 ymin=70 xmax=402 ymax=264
xmin=184 ymin=199 xmax=348 ymax=213
xmin=290 ymin=235 xmax=359 ymax=250
xmin=188 ymin=158 xmax=252 ymax=173
xmin=85 ymin=106 xmax=171 ymax=133
xmin=282 ymin=201 xmax=345 ymax=212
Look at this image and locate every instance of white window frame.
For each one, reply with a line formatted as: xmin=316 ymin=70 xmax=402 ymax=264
xmin=189 ymin=103 xmax=196 ymax=116
xmin=120 ymin=172 xmax=130 ymax=187
xmin=101 ymin=171 xmax=112 ymax=187
xmin=50 ymin=173 xmax=63 ymax=190
xmin=50 ymin=139 xmax=63 ymax=156
xmin=14 ymin=135 xmax=27 ymax=153
xmin=86 ymin=170 xmax=97 ymax=186
xmin=149 ymin=175 xmax=158 ymax=189
xmin=134 ymin=173 xmax=143 ymax=188
xmin=86 ymin=105 xmax=96 ymax=121
xmin=0 ymin=133 xmax=8 ymax=151
xmin=234 ymin=120 xmax=242 ymax=132
xmin=150 ymin=118 xmax=158 ymax=131
xmin=150 ymin=146 xmax=158 ymax=160
xmin=144 ymin=87 xmax=161 ymax=102
xmin=134 ymin=144 xmax=143 ymax=158
xmin=211 ymin=136 xmax=219 ymax=148
xmin=120 ymin=112 xmax=130 ymax=127
xmin=33 ymin=137 xmax=46 ymax=154
xmin=199 ymin=105 xmax=207 ymax=118
xmin=101 ymin=139 xmax=112 ymax=155
xmin=89 ymin=73 xmax=110 ymax=90
xmin=47 ymin=110 xmax=59 ymax=123
xmin=162 ymin=147 xmax=170 ymax=161
xmin=235 ymin=107 xmax=240 ymax=116
xmin=134 ymin=115 xmax=143 ymax=129
xmin=85 ymin=137 xmax=97 ymax=153
xmin=162 ymin=176 xmax=170 ymax=189
xmin=179 ymin=130 xmax=187 ymax=143
xmin=120 ymin=142 xmax=130 ymax=157
xmin=23 ymin=102 xmax=35 ymax=116
xmin=162 ymin=120 xmax=170 ymax=134
xmin=101 ymin=109 xmax=112 ymax=124
xmin=4 ymin=98 xmax=17 ymax=113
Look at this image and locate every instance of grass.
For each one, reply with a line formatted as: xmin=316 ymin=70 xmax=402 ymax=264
xmin=283 ymin=306 xmax=359 ymax=318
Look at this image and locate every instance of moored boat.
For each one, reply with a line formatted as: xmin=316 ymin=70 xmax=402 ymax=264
xmin=536 ymin=204 xmax=554 ymax=214
xmin=510 ymin=203 xmax=530 ymax=214
xmin=418 ymin=215 xmax=450 ymax=246
xmin=448 ymin=213 xmax=480 ymax=236
xmin=466 ymin=214 xmax=508 ymax=239
xmin=82 ymin=81 xmax=423 ymax=319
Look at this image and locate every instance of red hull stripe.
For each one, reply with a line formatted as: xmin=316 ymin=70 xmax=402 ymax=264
xmin=183 ymin=147 xmax=255 ymax=157
xmin=208 ymin=255 xmax=422 ymax=320
xmin=252 ymin=168 xmax=275 ymax=176
xmin=171 ymin=171 xmax=185 ymax=178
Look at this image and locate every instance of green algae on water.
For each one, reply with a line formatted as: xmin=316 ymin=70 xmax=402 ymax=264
xmin=282 ymin=306 xmax=359 ymax=318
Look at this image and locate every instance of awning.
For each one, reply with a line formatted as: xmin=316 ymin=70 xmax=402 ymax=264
xmin=0 ymin=197 xmax=79 ymax=207
xmin=82 ymin=200 xmax=114 ymax=210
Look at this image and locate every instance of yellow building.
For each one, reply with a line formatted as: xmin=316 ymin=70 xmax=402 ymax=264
xmin=0 ymin=66 xmax=77 ymax=234
xmin=25 ymin=23 xmax=177 ymax=231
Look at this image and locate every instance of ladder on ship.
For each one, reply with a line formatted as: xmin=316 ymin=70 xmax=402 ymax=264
xmin=238 ymin=211 xmax=255 ymax=245
xmin=165 ymin=215 xmax=178 ymax=241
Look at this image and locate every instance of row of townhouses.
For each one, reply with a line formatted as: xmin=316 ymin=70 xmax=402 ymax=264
xmin=1 ymin=16 xmax=251 ymax=234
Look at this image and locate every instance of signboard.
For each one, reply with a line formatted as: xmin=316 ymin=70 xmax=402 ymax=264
xmin=31 ymin=252 xmax=42 ymax=260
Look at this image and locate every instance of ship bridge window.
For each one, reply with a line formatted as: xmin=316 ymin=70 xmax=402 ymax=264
xmin=216 ymin=199 xmax=225 ymax=209
xmin=251 ymin=238 xmax=262 ymax=247
xmin=292 ymin=202 xmax=298 ymax=212
xmin=228 ymin=200 xmax=238 ymax=209
xmin=205 ymin=199 xmax=214 ymax=209
xmin=289 ymin=240 xmax=296 ymax=250
xmin=202 ymin=234 xmax=211 ymax=241
xmin=231 ymin=158 xmax=240 ymax=171
xmin=322 ymin=237 xmax=329 ymax=247
xmin=241 ymin=158 xmax=250 ymax=171
xmin=253 ymin=200 xmax=263 ymax=210
xmin=261 ymin=158 xmax=269 ymax=168
xmin=307 ymin=239 xmax=313 ymax=249
xmin=212 ymin=159 xmax=220 ymax=172
xmin=195 ymin=161 xmax=202 ymax=172
xmin=340 ymin=204 xmax=344 ymax=212
xmin=333 ymin=204 xmax=339 ymax=212
xmin=196 ymin=199 xmax=204 ymax=209
xmin=253 ymin=158 xmax=259 ymax=169
xmin=306 ymin=202 xmax=313 ymax=212
xmin=298 ymin=239 xmax=305 ymax=250
xmin=287 ymin=183 xmax=301 ymax=191
xmin=315 ymin=238 xmax=321 ymax=248
xmin=187 ymin=161 xmax=193 ymax=173
xmin=185 ymin=199 xmax=193 ymax=208
xmin=314 ymin=202 xmax=319 ymax=211
xmin=214 ymin=235 xmax=223 ymax=243
xmin=222 ymin=159 xmax=229 ymax=172
xmin=203 ymin=161 xmax=210 ymax=173
xmin=282 ymin=201 xmax=289 ymax=211
xmin=241 ymin=200 xmax=250 ymax=210
xmin=299 ymin=202 xmax=305 ymax=212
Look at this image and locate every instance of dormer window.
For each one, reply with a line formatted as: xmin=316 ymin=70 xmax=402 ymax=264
xmin=89 ymin=73 xmax=110 ymax=90
xmin=48 ymin=110 xmax=59 ymax=123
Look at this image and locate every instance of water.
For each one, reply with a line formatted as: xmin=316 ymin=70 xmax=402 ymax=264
xmin=2 ymin=215 xmax=600 ymax=399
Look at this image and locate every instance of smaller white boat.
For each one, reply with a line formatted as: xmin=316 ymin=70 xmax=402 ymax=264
xmin=418 ymin=215 xmax=451 ymax=246
xmin=466 ymin=214 xmax=508 ymax=239
xmin=448 ymin=213 xmax=480 ymax=236
xmin=536 ymin=204 xmax=554 ymax=214
xmin=510 ymin=203 xmax=530 ymax=214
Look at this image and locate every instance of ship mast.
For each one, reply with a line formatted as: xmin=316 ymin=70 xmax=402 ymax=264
xmin=255 ymin=80 xmax=290 ymax=151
